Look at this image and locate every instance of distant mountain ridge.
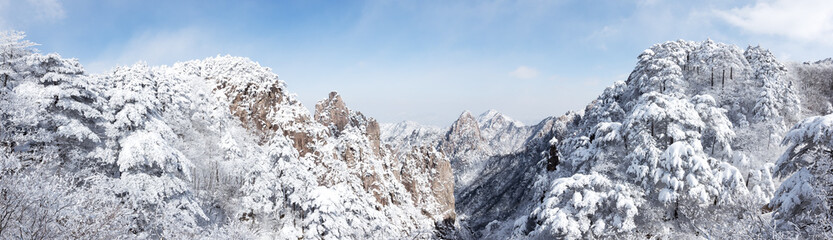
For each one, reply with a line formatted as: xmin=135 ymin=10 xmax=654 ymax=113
xmin=3 ymin=30 xmax=833 ymax=239
xmin=381 ymin=39 xmax=833 ymax=239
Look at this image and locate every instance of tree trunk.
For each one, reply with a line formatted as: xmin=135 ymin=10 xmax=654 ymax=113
xmin=651 ymin=120 xmax=655 ymax=138
xmin=674 ymin=201 xmax=679 ymax=219
xmin=711 ymin=68 xmax=714 ymax=87
xmin=624 ymin=135 xmax=628 ymax=151
xmin=722 ymin=69 xmax=725 ymax=88
xmin=662 ymin=80 xmax=665 ymax=93
xmin=711 ymin=140 xmax=716 ymax=155
xmin=685 ymin=54 xmax=689 ymax=71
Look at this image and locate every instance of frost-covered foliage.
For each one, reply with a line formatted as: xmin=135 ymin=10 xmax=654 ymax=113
xmin=4 ymin=30 xmax=831 ymax=239
xmin=789 ymin=58 xmax=833 ymax=116
xmin=769 ymin=114 xmax=833 ymax=237
xmin=469 ymin=39 xmax=804 ymax=239
xmin=0 ymin=31 xmax=454 ymax=239
xmin=0 ymin=31 xmax=130 ymax=238
xmin=529 ymin=173 xmax=640 ymax=239
xmin=0 ymin=168 xmax=131 ymax=239
xmin=0 ymin=31 xmax=106 ymax=172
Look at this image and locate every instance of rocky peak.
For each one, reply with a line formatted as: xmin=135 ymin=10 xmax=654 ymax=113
xmin=396 ymin=146 xmax=456 ymax=222
xmin=380 ymin=121 xmax=444 ymax=151
xmin=314 ymin=91 xmax=350 ymax=133
xmin=314 ymin=91 xmax=382 ymax=156
xmin=446 ymin=111 xmax=483 ymax=143
xmin=169 ymin=56 xmax=319 ymax=154
xmin=477 ymin=109 xmax=524 ymax=128
xmin=477 ymin=109 xmax=526 ymax=141
xmin=811 ymin=58 xmax=833 ymax=65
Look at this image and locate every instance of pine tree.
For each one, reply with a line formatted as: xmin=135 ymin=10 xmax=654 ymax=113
xmin=769 ymin=114 xmax=833 ymax=236
xmin=102 ymin=64 xmax=207 ymax=237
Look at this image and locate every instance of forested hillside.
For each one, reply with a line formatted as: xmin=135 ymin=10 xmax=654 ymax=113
xmin=3 ymin=31 xmax=833 ymax=239
xmin=0 ymin=31 xmax=453 ymax=239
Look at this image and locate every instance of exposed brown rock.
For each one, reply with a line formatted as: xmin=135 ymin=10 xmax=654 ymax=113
xmin=315 ymin=91 xmax=350 ymax=133
xmin=366 ymin=119 xmax=382 ymax=157
xmin=216 ymin=78 xmax=317 ymax=155
xmin=431 ymin=153 xmax=456 ymax=220
xmin=362 ymin=171 xmax=388 ymax=206
xmin=263 ymin=90 xmax=455 ymax=225
xmin=441 ymin=111 xmax=484 ymax=156
xmin=224 ymin=84 xmax=284 ymax=135
xmin=398 ymin=146 xmax=456 ymax=221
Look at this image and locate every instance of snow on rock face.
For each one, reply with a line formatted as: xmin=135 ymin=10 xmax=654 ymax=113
xmin=0 ymin=31 xmax=459 ymax=239
xmin=380 ymin=120 xmax=444 ymax=150
xmin=308 ymin=90 xmax=457 ymax=233
xmin=378 ymin=120 xmax=457 ymax=224
xmin=315 ymin=91 xmax=382 ymax=156
xmin=403 ymin=109 xmax=551 ymax=238
xmin=437 ymin=109 xmax=536 ymax=194
xmin=442 ymin=111 xmax=485 ymax=156
xmin=466 ymin=39 xmax=805 ymax=239
xmin=396 ymin=146 xmax=456 ymax=221
xmin=478 ymin=109 xmax=524 ymax=129
xmin=167 ymin=56 xmax=323 ymax=155
xmin=315 ymin=91 xmax=351 ymax=133
xmin=163 ymin=61 xmax=458 ymax=238
xmin=477 ymin=109 xmax=531 ymax=154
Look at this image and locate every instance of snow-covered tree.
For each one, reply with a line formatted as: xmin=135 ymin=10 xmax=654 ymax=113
xmin=623 ymin=92 xmax=704 ymax=187
xmin=101 ymin=64 xmax=207 ymax=237
xmin=0 ymin=31 xmax=107 ymax=173
xmin=629 ymin=40 xmax=695 ymax=95
xmin=693 ymin=95 xmax=735 ymax=159
xmin=770 ymin=114 xmax=833 ymax=236
xmin=529 ymin=173 xmax=640 ymax=239
xmin=653 ymin=142 xmax=719 ymax=216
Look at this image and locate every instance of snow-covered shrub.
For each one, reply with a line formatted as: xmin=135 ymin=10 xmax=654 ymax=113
xmin=770 ymin=114 xmax=833 ymax=237
xmin=530 ymin=173 xmax=640 ymax=239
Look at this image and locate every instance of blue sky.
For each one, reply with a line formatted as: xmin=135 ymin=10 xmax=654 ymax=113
xmin=2 ymin=0 xmax=832 ymax=126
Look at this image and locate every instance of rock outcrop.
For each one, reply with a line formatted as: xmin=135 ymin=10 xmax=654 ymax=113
xmin=164 ymin=58 xmax=458 ymax=238
xmin=313 ymin=91 xmax=456 ymax=227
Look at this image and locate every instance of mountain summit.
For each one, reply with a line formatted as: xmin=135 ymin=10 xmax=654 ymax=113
xmin=3 ymin=31 xmax=833 ymax=239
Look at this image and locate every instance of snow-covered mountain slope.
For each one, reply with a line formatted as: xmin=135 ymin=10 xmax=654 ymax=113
xmin=380 ymin=120 xmax=444 ymax=150
xmin=5 ymin=29 xmax=833 ymax=239
xmin=426 ymin=110 xmax=576 ymax=237
xmin=788 ymin=58 xmax=833 ymax=116
xmin=477 ymin=109 xmax=530 ymax=154
xmin=0 ymin=32 xmax=455 ymax=239
xmin=435 ymin=110 xmax=536 ymax=191
xmin=380 ymin=109 xmax=544 ymax=237
xmin=378 ymin=109 xmax=546 ymax=237
xmin=459 ymin=39 xmax=815 ymax=239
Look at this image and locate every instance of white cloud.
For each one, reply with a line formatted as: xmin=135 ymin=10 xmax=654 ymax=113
xmin=509 ymin=66 xmax=539 ymax=79
xmin=26 ymin=0 xmax=65 ymax=21
xmin=715 ymin=0 xmax=833 ymax=43
xmin=0 ymin=0 xmax=64 ymax=29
